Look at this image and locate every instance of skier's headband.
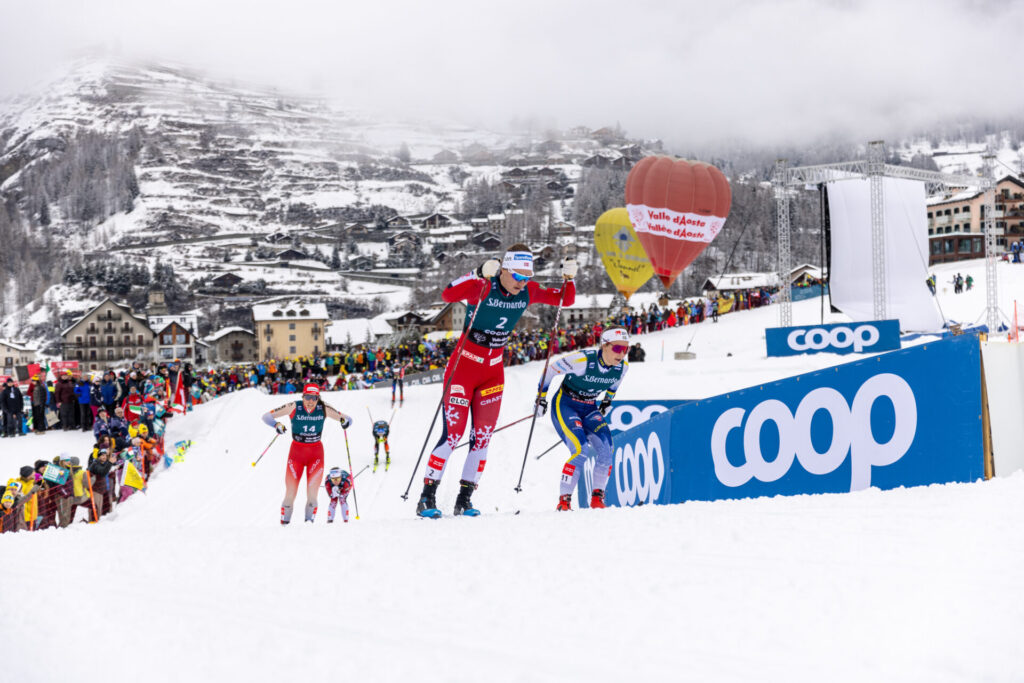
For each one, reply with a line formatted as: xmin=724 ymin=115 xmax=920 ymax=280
xmin=601 ymin=328 xmax=630 ymax=345
xmin=502 ymin=251 xmax=533 ymax=275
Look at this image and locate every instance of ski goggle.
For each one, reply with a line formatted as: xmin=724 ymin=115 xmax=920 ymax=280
xmin=510 ymin=271 xmax=532 ymax=283
xmin=609 ymin=344 xmax=629 ymax=354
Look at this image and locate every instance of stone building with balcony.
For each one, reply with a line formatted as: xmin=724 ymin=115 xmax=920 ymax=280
xmin=204 ymin=327 xmax=259 ymax=364
xmin=927 ymin=175 xmax=1024 ymax=264
xmin=252 ymin=301 xmax=329 ymax=360
xmin=61 ymin=298 xmax=156 ymax=371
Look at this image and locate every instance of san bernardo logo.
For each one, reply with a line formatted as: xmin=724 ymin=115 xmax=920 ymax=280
xmin=710 ymin=373 xmax=918 ymax=492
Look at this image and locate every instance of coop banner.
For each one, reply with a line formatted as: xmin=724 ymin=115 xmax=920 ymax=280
xmin=595 ymin=335 xmax=982 ymax=507
xmin=575 ymin=400 xmax=686 ymax=508
xmin=765 ymin=320 xmax=901 ymax=357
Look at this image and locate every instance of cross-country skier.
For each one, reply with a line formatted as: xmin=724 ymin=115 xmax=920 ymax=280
xmin=262 ymin=384 xmax=352 ymax=524
xmin=414 ymin=243 xmax=577 ymax=518
xmin=324 ymin=467 xmax=353 ymax=523
xmin=536 ymin=327 xmax=630 ymax=511
xmin=372 ymin=420 xmax=390 ymax=472
xmin=391 ymin=362 xmax=409 ymax=405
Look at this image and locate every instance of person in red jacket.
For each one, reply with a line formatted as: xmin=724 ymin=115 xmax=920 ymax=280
xmin=414 ymin=244 xmax=577 ymax=518
xmin=324 ymin=468 xmax=353 ymax=523
xmin=122 ymin=385 xmax=144 ymax=419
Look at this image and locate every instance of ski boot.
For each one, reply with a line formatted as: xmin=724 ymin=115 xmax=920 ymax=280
xmin=453 ymin=480 xmax=481 ymax=517
xmin=373 ymin=455 xmax=379 ymax=473
xmin=416 ymin=479 xmax=442 ymax=519
xmin=305 ymin=502 xmax=317 ymax=523
xmin=385 ymin=455 xmax=391 ymax=472
xmin=280 ymin=505 xmax=293 ymax=525
xmin=556 ymin=494 xmax=572 ymax=511
xmin=590 ymin=489 xmax=606 ymax=509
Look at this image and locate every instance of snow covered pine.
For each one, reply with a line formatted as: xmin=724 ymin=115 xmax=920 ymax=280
xmin=415 ymin=244 xmax=577 ymax=518
xmin=262 ymin=384 xmax=353 ymax=524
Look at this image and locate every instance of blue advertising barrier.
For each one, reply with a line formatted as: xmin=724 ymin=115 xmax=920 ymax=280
xmin=590 ymin=334 xmax=983 ymax=507
xmin=603 ymin=400 xmax=688 ymax=435
xmin=575 ymin=400 xmax=687 ymax=508
xmin=765 ymin=320 xmax=901 ymax=357
xmin=790 ymin=283 xmax=828 ymax=302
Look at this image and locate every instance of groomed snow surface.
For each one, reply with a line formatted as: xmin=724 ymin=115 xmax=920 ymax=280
xmin=3 ymin=258 xmax=1024 ymax=682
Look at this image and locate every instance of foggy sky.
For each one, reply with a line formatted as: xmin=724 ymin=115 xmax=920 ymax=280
xmin=2 ymin=0 xmax=1022 ymax=148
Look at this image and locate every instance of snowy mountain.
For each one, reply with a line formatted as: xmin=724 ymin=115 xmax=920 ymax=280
xmin=2 ymin=260 xmax=1022 ymax=682
xmin=0 ymin=59 xmax=652 ymax=348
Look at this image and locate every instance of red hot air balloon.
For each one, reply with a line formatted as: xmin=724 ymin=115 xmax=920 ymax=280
xmin=625 ymin=156 xmax=732 ymax=289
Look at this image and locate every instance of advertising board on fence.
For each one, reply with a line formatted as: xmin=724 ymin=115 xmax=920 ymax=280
xmin=50 ymin=360 xmax=81 ymax=378
xmin=587 ymin=334 xmax=983 ymax=508
xmin=576 ymin=399 xmax=686 ymax=508
xmin=765 ymin=320 xmax=901 ymax=357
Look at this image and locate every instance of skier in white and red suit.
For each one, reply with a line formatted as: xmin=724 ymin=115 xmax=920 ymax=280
xmin=415 ymin=244 xmax=578 ymax=518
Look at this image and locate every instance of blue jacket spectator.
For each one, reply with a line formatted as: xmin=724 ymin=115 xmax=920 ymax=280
xmin=100 ymin=379 xmax=118 ymax=406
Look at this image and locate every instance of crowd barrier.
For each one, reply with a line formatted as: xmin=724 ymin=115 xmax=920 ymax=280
xmin=2 ymin=440 xmax=191 ymax=534
xmin=582 ymin=334 xmax=990 ymax=508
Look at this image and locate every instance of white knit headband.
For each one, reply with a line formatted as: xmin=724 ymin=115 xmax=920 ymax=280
xmin=502 ymin=251 xmax=534 ymax=274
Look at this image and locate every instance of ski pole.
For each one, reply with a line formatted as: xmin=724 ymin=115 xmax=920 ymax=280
xmin=514 ymin=285 xmax=567 ymax=492
xmin=453 ymin=414 xmax=532 ymax=450
xmin=534 ymin=439 xmax=563 ymax=460
xmin=343 ymin=427 xmax=360 ymax=520
xmin=352 ymin=464 xmax=370 ymax=479
xmin=251 ymin=432 xmax=280 ymax=467
xmin=400 ymin=280 xmax=488 ymax=500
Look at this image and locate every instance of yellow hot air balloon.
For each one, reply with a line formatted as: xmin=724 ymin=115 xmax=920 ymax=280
xmin=594 ymin=208 xmax=654 ymax=300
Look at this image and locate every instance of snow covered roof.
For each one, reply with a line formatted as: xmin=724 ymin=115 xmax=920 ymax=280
xmin=252 ymin=301 xmax=329 ymax=322
xmin=60 ymin=297 xmax=153 ymax=337
xmin=326 ymin=317 xmax=394 ymax=346
xmin=0 ymin=338 xmax=37 ymax=352
xmin=205 ymin=326 xmax=254 ymax=343
xmin=148 ymin=313 xmax=200 ymax=332
xmin=790 ymin=264 xmax=823 ymax=280
xmin=704 ymin=273 xmax=781 ymax=291
xmin=927 ymin=189 xmax=983 ymax=207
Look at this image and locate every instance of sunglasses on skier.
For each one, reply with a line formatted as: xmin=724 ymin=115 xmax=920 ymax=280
xmin=509 ymin=271 xmax=532 ymax=283
xmin=302 ymin=393 xmax=318 ymax=401
xmin=609 ymin=344 xmax=629 ymax=354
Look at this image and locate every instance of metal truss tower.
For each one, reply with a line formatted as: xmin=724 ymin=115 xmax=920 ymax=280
xmin=867 ymin=141 xmax=887 ymax=320
xmin=773 ymin=141 xmax=994 ymax=330
xmin=774 ymin=159 xmax=792 ymax=327
xmin=982 ymin=155 xmax=1000 ymax=332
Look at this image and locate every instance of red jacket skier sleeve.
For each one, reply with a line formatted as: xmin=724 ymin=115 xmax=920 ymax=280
xmin=526 ymin=279 xmax=575 ymax=307
xmin=442 ymin=272 xmax=490 ymax=305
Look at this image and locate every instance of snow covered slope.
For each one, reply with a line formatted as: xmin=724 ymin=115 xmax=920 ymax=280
xmin=3 ymin=271 xmax=1023 ymax=682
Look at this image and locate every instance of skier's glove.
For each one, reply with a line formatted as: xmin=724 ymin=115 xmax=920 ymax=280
xmin=275 ymin=423 xmax=287 ymax=435
xmin=339 ymin=415 xmax=352 ymax=429
xmin=560 ymin=257 xmax=578 ymax=280
xmin=599 ymin=399 xmax=612 ymax=415
xmin=477 ymin=258 xmax=501 ymax=279
xmin=535 ymin=395 xmax=548 ymax=418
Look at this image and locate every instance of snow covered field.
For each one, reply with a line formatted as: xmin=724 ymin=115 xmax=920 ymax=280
xmin=2 ymin=259 xmax=1023 ymax=682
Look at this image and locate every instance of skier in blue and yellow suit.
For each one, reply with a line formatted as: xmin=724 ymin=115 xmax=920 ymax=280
xmin=536 ymin=327 xmax=630 ymax=511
